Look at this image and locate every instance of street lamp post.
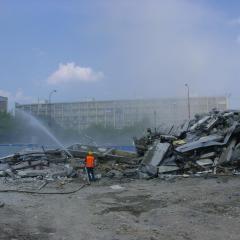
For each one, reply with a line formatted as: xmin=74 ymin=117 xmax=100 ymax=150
xmin=226 ymin=93 xmax=231 ymax=109
xmin=48 ymin=90 xmax=57 ymax=127
xmin=153 ymin=110 xmax=157 ymax=131
xmin=185 ymin=84 xmax=190 ymax=120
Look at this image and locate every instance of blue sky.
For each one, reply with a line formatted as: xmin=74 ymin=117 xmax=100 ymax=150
xmin=1 ymin=0 xmax=240 ymax=108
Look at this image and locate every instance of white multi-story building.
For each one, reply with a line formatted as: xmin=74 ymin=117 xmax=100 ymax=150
xmin=16 ymin=97 xmax=227 ymax=130
xmin=0 ymin=96 xmax=8 ymax=112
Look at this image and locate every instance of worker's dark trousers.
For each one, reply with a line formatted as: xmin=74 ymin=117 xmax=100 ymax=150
xmin=86 ymin=167 xmax=95 ymax=181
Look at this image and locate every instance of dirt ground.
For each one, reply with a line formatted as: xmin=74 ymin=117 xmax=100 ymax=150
xmin=1 ymin=176 xmax=240 ymax=240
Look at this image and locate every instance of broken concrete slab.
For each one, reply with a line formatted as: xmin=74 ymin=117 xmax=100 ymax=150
xmin=189 ymin=116 xmax=211 ymax=131
xmin=158 ymin=166 xmax=180 ymax=173
xmin=0 ymin=164 xmax=10 ymax=171
xmin=196 ymin=159 xmax=213 ymax=166
xmin=218 ymin=139 xmax=237 ymax=165
xmin=141 ymin=141 xmax=171 ymax=166
xmin=230 ymin=143 xmax=240 ymax=162
xmin=175 ymin=135 xmax=224 ymax=153
xmin=17 ymin=170 xmax=48 ymax=178
xmin=199 ymin=152 xmax=216 ymax=159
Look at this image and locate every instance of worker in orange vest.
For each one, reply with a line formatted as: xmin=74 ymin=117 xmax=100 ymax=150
xmin=85 ymin=151 xmax=96 ymax=181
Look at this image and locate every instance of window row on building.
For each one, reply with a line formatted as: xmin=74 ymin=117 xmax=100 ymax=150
xmin=15 ymin=97 xmax=227 ymax=130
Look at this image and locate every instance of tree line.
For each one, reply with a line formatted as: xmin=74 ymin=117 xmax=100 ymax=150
xmin=0 ymin=111 xmax=149 ymax=145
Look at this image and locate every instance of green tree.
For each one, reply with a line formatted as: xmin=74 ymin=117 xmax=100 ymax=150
xmin=0 ymin=112 xmax=17 ymax=142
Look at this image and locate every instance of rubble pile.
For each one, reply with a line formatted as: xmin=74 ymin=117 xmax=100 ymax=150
xmin=136 ymin=110 xmax=240 ymax=178
xmin=3 ymin=109 xmax=239 ymax=183
xmin=67 ymin=144 xmax=137 ymax=163
xmin=68 ymin=143 xmax=139 ymax=179
xmin=0 ymin=148 xmax=74 ymax=180
xmin=0 ymin=144 xmax=138 ymax=182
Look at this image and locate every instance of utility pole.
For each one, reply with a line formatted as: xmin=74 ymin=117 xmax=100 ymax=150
xmin=153 ymin=110 xmax=157 ymax=131
xmin=48 ymin=90 xmax=57 ymax=127
xmin=104 ymin=109 xmax=107 ymax=128
xmin=185 ymin=83 xmax=191 ymax=120
xmin=226 ymin=93 xmax=231 ymax=109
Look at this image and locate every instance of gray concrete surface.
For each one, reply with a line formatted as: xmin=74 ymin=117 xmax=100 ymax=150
xmin=0 ymin=176 xmax=240 ymax=240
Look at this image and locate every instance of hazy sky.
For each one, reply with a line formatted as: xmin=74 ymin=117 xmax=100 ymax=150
xmin=1 ymin=0 xmax=240 ymax=108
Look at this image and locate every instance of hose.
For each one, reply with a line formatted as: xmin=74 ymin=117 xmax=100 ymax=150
xmin=0 ymin=183 xmax=87 ymax=195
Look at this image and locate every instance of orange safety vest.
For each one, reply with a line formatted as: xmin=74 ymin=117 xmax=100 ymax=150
xmin=85 ymin=155 xmax=95 ymax=168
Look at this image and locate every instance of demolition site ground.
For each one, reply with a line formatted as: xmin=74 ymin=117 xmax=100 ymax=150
xmin=1 ymin=176 xmax=240 ymax=240
xmin=2 ymin=109 xmax=240 ymax=239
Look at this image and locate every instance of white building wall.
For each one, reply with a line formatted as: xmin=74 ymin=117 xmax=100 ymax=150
xmin=16 ymin=97 xmax=227 ymax=130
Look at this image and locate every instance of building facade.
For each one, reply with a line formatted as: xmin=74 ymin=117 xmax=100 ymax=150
xmin=16 ymin=97 xmax=227 ymax=130
xmin=0 ymin=96 xmax=8 ymax=112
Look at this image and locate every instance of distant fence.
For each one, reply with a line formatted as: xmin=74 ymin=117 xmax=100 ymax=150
xmin=0 ymin=144 xmax=136 ymax=157
xmin=0 ymin=144 xmax=38 ymax=147
xmin=109 ymin=145 xmax=136 ymax=152
xmin=0 ymin=144 xmax=39 ymax=157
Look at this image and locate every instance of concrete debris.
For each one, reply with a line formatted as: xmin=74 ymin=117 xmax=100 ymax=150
xmin=17 ymin=170 xmax=48 ymax=178
xmin=110 ymin=185 xmax=125 ymax=190
xmin=0 ymin=148 xmax=70 ymax=181
xmin=158 ymin=166 xmax=180 ymax=173
xmin=196 ymin=159 xmax=213 ymax=166
xmin=142 ymin=141 xmax=171 ymax=166
xmin=0 ymin=145 xmax=138 ymax=183
xmin=135 ymin=109 xmax=240 ymax=178
xmin=105 ymin=170 xmax=123 ymax=179
xmin=67 ymin=144 xmax=137 ymax=163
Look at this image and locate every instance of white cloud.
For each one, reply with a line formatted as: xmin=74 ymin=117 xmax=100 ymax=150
xmin=47 ymin=62 xmax=104 ymax=85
